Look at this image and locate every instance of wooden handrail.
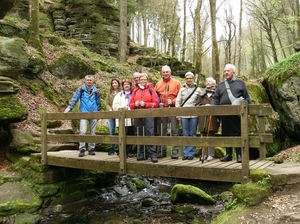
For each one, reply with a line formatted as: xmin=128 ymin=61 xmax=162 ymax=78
xmin=40 ymin=102 xmax=273 ymax=184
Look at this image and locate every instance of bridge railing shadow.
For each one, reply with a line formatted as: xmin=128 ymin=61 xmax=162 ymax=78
xmin=41 ymin=101 xmax=273 ymax=184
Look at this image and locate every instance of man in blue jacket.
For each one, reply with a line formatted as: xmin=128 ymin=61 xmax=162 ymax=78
xmin=64 ymin=74 xmax=101 ymax=157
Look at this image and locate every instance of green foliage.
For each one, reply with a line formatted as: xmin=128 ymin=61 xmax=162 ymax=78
xmin=291 ymin=153 xmax=300 ymax=163
xmin=44 ymin=88 xmax=54 ymax=102
xmin=224 ymin=198 xmax=238 ymax=210
xmin=257 ymin=174 xmax=272 ymax=187
xmin=29 ymin=83 xmax=39 ymax=95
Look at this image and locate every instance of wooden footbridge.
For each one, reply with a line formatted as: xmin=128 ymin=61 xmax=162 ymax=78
xmin=41 ymin=101 xmax=274 ymax=184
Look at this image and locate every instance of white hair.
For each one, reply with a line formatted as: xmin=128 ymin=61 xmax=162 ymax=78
xmin=206 ymin=77 xmax=216 ymax=85
xmin=225 ymin=64 xmax=236 ymax=72
xmin=162 ymin=65 xmax=171 ymax=71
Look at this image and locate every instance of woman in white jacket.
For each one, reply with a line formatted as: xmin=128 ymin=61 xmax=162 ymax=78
xmin=175 ymin=72 xmax=202 ymax=160
xmin=112 ymin=79 xmax=135 ymax=157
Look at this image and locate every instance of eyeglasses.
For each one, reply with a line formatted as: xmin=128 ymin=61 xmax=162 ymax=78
xmin=140 ymin=79 xmax=147 ymax=81
xmin=185 ymin=77 xmax=194 ymax=80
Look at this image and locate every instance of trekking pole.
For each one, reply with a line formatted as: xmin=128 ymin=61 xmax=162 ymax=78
xmin=143 ymin=125 xmax=146 ymax=160
xmin=160 ymin=118 xmax=163 ymax=160
xmin=202 ymin=115 xmax=212 ymax=163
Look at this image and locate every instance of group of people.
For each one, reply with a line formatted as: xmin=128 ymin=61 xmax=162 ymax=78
xmin=64 ymin=64 xmax=251 ymax=164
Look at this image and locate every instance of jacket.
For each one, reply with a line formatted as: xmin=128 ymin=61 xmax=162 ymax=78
xmin=66 ymin=84 xmax=101 ymax=112
xmin=195 ymin=87 xmax=220 ymax=133
xmin=129 ymin=84 xmax=159 ymax=109
xmin=112 ymin=90 xmax=133 ymax=127
xmin=106 ymin=90 xmax=120 ymax=111
xmin=175 ymin=83 xmax=201 ymax=118
xmin=155 ymin=77 xmax=182 ymax=107
xmin=212 ymin=77 xmax=251 ymax=105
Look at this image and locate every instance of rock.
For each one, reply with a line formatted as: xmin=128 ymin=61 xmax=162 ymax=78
xmin=0 ymin=182 xmax=42 ymax=215
xmin=170 ymin=184 xmax=215 ymax=205
xmin=0 ymin=37 xmax=29 ymax=79
xmin=0 ymin=95 xmax=28 ymax=124
xmin=264 ymin=52 xmax=300 ymax=140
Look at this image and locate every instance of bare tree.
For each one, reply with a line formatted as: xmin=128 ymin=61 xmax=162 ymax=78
xmin=119 ymin=0 xmax=127 ymax=63
xmin=28 ymin=0 xmax=42 ymax=52
xmin=209 ymin=0 xmax=220 ymax=83
xmin=181 ymin=0 xmax=187 ymax=62
xmin=237 ymin=0 xmax=243 ymax=75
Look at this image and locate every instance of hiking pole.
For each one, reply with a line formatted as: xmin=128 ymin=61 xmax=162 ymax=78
xmin=160 ymin=118 xmax=163 ymax=160
xmin=200 ymin=116 xmax=207 ymax=162
xmin=202 ymin=115 xmax=212 ymax=163
xmin=143 ymin=125 xmax=146 ymax=160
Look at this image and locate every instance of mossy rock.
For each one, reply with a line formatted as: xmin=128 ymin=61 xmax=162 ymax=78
xmin=170 ymin=184 xmax=215 ymax=205
xmin=231 ymin=181 xmax=271 ymax=206
xmin=0 ymin=95 xmax=28 ymax=123
xmin=131 ymin=177 xmax=147 ymax=189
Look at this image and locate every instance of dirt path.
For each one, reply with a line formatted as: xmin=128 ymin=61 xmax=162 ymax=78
xmin=238 ymin=182 xmax=300 ymax=223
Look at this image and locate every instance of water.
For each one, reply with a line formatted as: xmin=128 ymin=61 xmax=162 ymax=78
xmin=37 ymin=176 xmax=233 ymax=223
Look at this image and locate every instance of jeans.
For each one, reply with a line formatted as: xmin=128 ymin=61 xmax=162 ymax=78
xmin=79 ymin=119 xmax=97 ymax=151
xmin=181 ymin=117 xmax=198 ymax=157
xmin=108 ymin=118 xmax=116 ymax=149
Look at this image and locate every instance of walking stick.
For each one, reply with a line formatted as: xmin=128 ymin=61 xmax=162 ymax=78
xmin=143 ymin=125 xmax=146 ymax=160
xmin=160 ymin=119 xmax=163 ymax=159
xmin=201 ymin=115 xmax=212 ymax=163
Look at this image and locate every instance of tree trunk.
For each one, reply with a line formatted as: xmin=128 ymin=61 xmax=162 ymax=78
xmin=195 ymin=0 xmax=203 ymax=85
xmin=181 ymin=0 xmax=187 ymax=62
xmin=28 ymin=0 xmax=42 ymax=52
xmin=237 ymin=0 xmax=243 ymax=75
xmin=119 ymin=0 xmax=127 ymax=63
xmin=209 ymin=0 xmax=219 ymax=83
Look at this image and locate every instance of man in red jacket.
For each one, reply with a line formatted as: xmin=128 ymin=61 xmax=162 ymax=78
xmin=155 ymin=65 xmax=182 ymax=159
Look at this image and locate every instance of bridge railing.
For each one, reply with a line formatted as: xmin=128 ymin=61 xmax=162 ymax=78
xmin=41 ymin=101 xmax=273 ymax=184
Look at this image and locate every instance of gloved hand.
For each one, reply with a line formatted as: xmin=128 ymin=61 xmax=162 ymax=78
xmin=135 ymin=101 xmax=140 ymax=107
xmin=140 ymin=101 xmax=145 ymax=107
xmin=167 ymin=98 xmax=172 ymax=105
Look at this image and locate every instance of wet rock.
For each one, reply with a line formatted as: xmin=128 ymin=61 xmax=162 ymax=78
xmin=141 ymin=198 xmax=159 ymax=207
xmin=113 ymin=185 xmax=129 ymax=196
xmin=14 ymin=213 xmax=42 ymax=224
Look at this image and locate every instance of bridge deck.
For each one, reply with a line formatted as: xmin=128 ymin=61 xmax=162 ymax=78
xmin=46 ymin=150 xmax=274 ymax=183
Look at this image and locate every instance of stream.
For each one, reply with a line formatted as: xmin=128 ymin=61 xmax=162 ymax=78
xmin=36 ymin=175 xmax=233 ymax=223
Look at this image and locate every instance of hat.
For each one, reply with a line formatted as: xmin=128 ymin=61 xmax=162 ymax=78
xmin=185 ymin=72 xmax=194 ymax=77
xmin=206 ymin=77 xmax=216 ymax=85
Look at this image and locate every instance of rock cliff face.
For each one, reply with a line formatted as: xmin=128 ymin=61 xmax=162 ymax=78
xmin=9 ymin=0 xmax=121 ymax=57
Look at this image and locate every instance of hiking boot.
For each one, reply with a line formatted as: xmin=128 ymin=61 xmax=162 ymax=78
xmin=137 ymin=154 xmax=148 ymax=161
xmin=108 ymin=148 xmax=115 ymax=155
xmin=207 ymin=155 xmax=214 ymax=161
xmin=88 ymin=150 xmax=95 ymax=155
xmin=78 ymin=150 xmax=85 ymax=157
xmin=151 ymin=156 xmax=158 ymax=163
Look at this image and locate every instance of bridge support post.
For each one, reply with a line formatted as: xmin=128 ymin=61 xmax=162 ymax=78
xmin=118 ymin=108 xmax=126 ymax=174
xmin=240 ymin=101 xmax=249 ymax=184
xmin=41 ymin=112 xmax=48 ymax=164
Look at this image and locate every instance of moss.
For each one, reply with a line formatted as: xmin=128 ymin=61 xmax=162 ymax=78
xmin=171 ymin=184 xmax=215 ymax=205
xmin=131 ymin=177 xmax=148 ymax=189
xmin=264 ymin=52 xmax=300 ymax=86
xmin=50 ymin=190 xmax=85 ymax=205
xmin=211 ymin=205 xmax=250 ymax=224
xmin=0 ymin=95 xmax=28 ymax=121
xmin=247 ymin=82 xmax=269 ymax=104
xmin=232 ymin=181 xmax=271 ymax=206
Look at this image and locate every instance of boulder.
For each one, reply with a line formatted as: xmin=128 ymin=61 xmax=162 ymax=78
xmin=0 ymin=182 xmax=42 ymax=215
xmin=0 ymin=95 xmax=28 ymax=124
xmin=170 ymin=184 xmax=215 ymax=205
xmin=264 ymin=52 xmax=300 ymax=140
xmin=0 ymin=36 xmax=29 ymax=79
